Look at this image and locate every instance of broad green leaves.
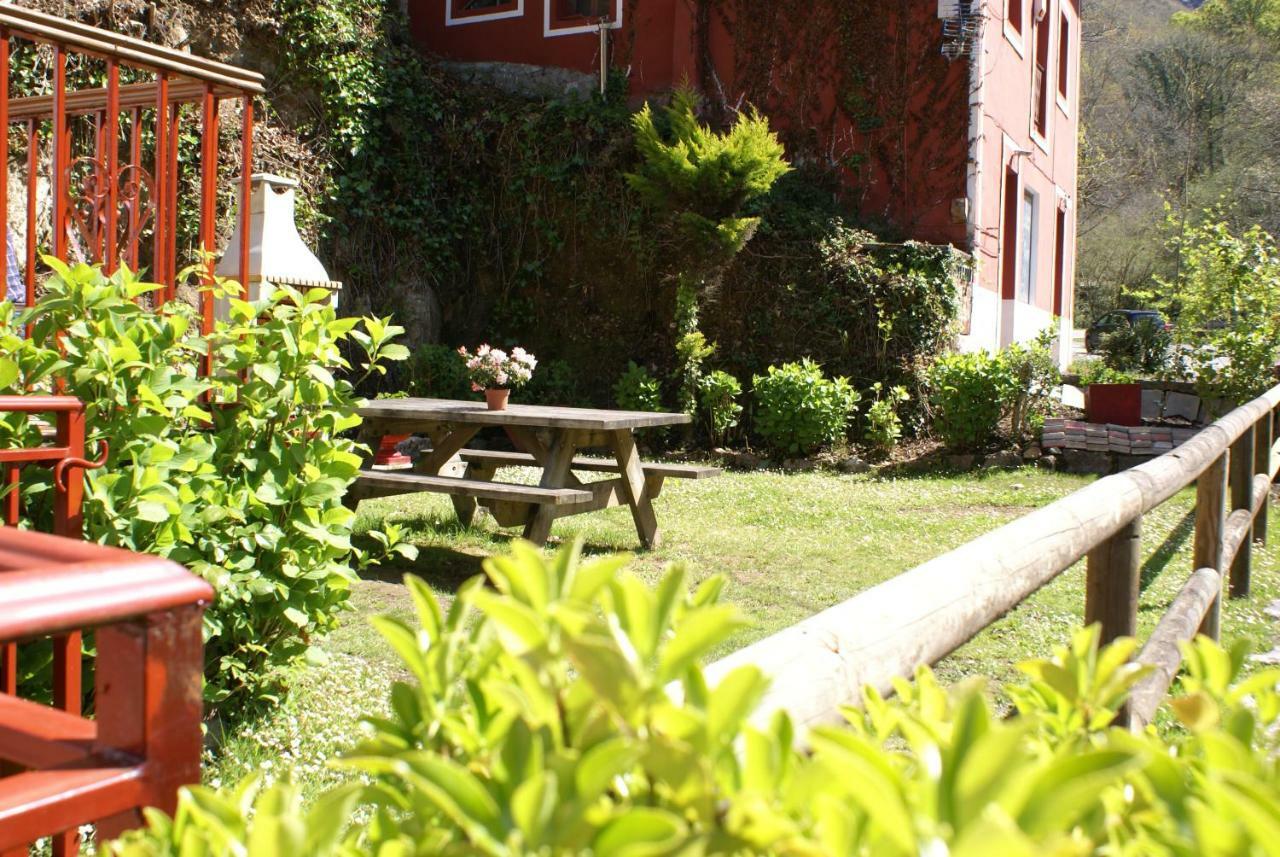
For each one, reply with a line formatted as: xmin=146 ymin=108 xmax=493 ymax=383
xmin=102 ymin=543 xmax=1280 ymax=856
xmin=0 ymin=263 xmax=412 ymax=712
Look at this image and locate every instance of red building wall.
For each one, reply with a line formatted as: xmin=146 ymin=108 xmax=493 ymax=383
xmin=409 ymin=0 xmax=1081 ymax=355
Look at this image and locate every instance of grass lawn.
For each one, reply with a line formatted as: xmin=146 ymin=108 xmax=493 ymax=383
xmin=206 ymin=463 xmax=1280 ymax=796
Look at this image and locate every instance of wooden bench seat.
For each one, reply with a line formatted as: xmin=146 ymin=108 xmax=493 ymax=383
xmin=353 ymin=471 xmax=592 ymax=506
xmin=457 ymin=449 xmax=722 ymax=480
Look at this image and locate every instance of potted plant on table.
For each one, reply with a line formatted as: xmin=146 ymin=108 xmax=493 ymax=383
xmin=459 ymin=344 xmax=537 ymax=410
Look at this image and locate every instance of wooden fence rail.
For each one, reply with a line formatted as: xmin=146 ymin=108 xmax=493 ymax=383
xmin=704 ymin=383 xmax=1280 ymax=738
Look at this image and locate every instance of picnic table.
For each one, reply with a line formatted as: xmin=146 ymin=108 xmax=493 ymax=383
xmin=346 ymin=398 xmax=721 ymax=548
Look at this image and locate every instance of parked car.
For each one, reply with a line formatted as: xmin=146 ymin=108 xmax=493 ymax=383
xmin=1085 ymin=309 xmax=1170 ymax=353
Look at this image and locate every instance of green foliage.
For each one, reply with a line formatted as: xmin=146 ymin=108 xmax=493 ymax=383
xmin=1153 ymin=212 xmax=1280 ymax=404
xmin=103 ymin=543 xmax=1280 ymax=857
xmin=1099 ymin=318 xmax=1174 ymax=376
xmin=1003 ymin=330 xmax=1062 ymax=440
xmin=864 ymin=383 xmax=910 ymax=453
xmin=613 ymin=362 xmax=665 ymax=413
xmin=752 ymin=360 xmax=860 ymax=455
xmin=0 ymin=262 xmax=412 ymax=711
xmin=699 ymin=370 xmax=744 ymax=447
xmin=1073 ymin=360 xmax=1139 ymax=387
xmin=926 ymin=350 xmax=1017 ymax=451
xmin=627 ymin=87 xmax=791 ymax=277
xmin=405 ymin=344 xmax=471 ymax=400
xmin=628 ymin=86 xmax=790 ymax=416
xmin=704 ymin=217 xmax=964 ymax=425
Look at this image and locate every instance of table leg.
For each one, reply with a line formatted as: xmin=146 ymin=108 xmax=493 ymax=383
xmin=455 ymin=462 xmax=497 ymax=527
xmin=610 ymin=429 xmax=659 ymax=549
xmin=343 ymin=421 xmax=385 ymax=510
xmin=524 ymin=429 xmax=580 ymax=546
xmin=417 ymin=424 xmax=482 ymax=527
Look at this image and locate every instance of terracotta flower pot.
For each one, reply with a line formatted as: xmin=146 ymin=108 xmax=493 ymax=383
xmin=485 ymin=388 xmax=510 ymax=411
xmin=373 ymin=433 xmax=412 ymax=467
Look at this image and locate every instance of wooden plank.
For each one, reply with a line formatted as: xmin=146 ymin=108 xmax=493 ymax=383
xmin=459 ymin=448 xmax=722 ymax=479
xmin=355 ymin=472 xmax=591 ymax=506
xmin=1194 ymin=452 xmax=1227 ymax=639
xmin=358 ymin=398 xmax=691 ymax=431
xmin=0 ymin=696 xmax=95 ymax=769
xmin=1129 ymin=568 xmax=1222 ymax=730
xmin=611 ymin=430 xmax=660 ymax=549
xmin=0 ymin=765 xmax=145 ymax=851
xmin=1085 ymin=516 xmax=1142 ymax=650
xmin=1229 ymin=429 xmax=1256 ymax=597
xmin=1254 ymin=412 xmax=1272 ymax=545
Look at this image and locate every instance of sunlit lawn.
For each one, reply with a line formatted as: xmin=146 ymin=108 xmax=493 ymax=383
xmin=207 ymin=463 xmax=1280 ymax=796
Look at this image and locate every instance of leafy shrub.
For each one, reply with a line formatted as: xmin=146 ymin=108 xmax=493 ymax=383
xmin=864 ymin=382 xmax=910 ymax=452
xmin=699 ymin=370 xmax=743 ymax=447
xmin=1003 ymin=329 xmax=1062 ymax=439
xmin=1099 ymin=317 xmax=1173 ymax=375
xmin=1074 ymin=359 xmax=1138 ymax=386
xmin=1192 ymin=326 xmax=1278 ymax=411
xmin=106 ymin=541 xmax=1280 ymax=856
xmin=1151 ymin=213 xmax=1280 ymax=406
xmin=0 ymin=261 xmax=413 ymax=711
xmin=613 ymin=361 xmax=664 ymax=413
xmin=926 ymin=350 xmax=1016 ymax=451
xmin=406 ymin=344 xmax=470 ymax=400
xmin=752 ymin=359 xmax=859 ymax=455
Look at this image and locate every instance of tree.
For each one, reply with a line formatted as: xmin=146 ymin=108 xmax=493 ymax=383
xmin=627 ymin=87 xmax=790 ymax=415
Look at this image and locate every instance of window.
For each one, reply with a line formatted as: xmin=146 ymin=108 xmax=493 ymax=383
xmin=1001 ymin=165 xmax=1020 ymax=301
xmin=1031 ymin=7 xmax=1051 ymax=140
xmin=447 ymin=0 xmax=523 ymax=25
xmin=1018 ymin=189 xmax=1038 ymax=304
xmin=1057 ymin=10 xmax=1071 ymax=103
xmin=554 ymin=0 xmax=612 ymax=21
xmin=1007 ymin=0 xmax=1024 ymax=37
xmin=545 ymin=0 xmax=619 ymax=35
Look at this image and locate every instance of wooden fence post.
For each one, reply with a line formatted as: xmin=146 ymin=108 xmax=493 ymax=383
xmin=1195 ymin=452 xmax=1228 ymax=640
xmin=1086 ymin=516 xmax=1142 ymax=647
xmin=1255 ymin=412 xmax=1273 ymax=545
xmin=1230 ymin=428 xmax=1255 ymax=597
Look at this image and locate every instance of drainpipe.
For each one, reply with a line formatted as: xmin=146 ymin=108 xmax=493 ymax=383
xmin=964 ymin=0 xmax=987 ymax=347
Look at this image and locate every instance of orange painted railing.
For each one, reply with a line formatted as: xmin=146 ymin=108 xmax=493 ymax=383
xmin=0 ymin=528 xmax=213 ymax=854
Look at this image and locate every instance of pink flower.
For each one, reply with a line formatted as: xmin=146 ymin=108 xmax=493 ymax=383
xmin=471 ymin=382 xmax=483 ymax=392
xmin=495 ymin=371 xmax=509 ymax=386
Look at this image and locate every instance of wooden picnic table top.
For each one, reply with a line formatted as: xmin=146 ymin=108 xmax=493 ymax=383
xmin=358 ymin=397 xmax=692 ymax=431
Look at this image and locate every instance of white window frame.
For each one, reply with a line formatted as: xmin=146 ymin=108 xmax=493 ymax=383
xmin=544 ymin=0 xmax=623 ymax=37
xmin=446 ymin=0 xmax=525 ymax=27
xmin=1017 ymin=188 xmax=1039 ymax=305
xmin=1004 ymin=0 xmax=1026 ymax=56
xmin=1056 ymin=5 xmax=1074 ymax=116
xmin=1028 ymin=4 xmax=1052 ymax=155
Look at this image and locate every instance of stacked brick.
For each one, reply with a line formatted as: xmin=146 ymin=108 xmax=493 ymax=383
xmin=1042 ymin=419 xmax=1198 ymax=456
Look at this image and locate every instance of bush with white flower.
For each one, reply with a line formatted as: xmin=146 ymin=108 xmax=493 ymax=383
xmin=457 ymin=344 xmax=537 ymax=391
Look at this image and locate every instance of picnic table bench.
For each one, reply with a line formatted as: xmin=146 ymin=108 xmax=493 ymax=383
xmin=346 ymin=398 xmax=720 ymax=548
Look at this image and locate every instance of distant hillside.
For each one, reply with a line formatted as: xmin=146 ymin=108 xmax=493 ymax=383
xmin=1077 ymin=0 xmax=1280 ymax=322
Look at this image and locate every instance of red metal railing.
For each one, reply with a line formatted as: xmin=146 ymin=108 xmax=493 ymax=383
xmin=0 ymin=5 xmax=264 ymax=340
xmin=0 ymin=528 xmax=213 ymax=854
